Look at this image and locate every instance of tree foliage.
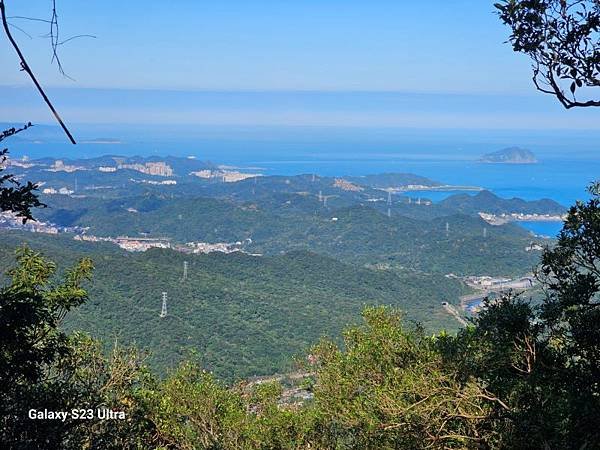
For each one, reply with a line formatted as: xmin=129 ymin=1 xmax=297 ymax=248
xmin=496 ymin=0 xmax=600 ymax=108
xmin=1 ymin=124 xmax=45 ymax=222
xmin=439 ymin=182 xmax=600 ymax=448
xmin=1 ymin=150 xmax=599 ymax=448
xmin=2 ymin=185 xmax=600 ymax=448
xmin=307 ymin=307 xmax=506 ymax=449
xmin=0 ymin=247 xmax=91 ymax=447
xmin=0 ymin=247 xmax=159 ymax=449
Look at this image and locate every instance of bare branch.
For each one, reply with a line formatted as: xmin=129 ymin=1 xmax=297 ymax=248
xmin=0 ymin=0 xmax=76 ymax=144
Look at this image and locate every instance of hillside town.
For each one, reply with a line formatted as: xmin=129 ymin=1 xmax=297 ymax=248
xmin=479 ymin=211 xmax=567 ymax=225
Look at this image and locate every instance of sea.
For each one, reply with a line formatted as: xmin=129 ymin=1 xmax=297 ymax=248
xmin=8 ymin=125 xmax=599 ymax=239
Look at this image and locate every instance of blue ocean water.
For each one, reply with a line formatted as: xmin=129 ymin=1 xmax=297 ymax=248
xmin=9 ymin=125 xmax=599 ymax=211
xmin=517 ymin=221 xmax=564 ymax=238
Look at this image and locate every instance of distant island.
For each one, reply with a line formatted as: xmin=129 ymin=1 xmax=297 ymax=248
xmin=479 ymin=147 xmax=538 ymax=164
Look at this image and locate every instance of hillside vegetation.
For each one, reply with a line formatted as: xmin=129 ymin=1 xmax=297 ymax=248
xmin=34 ymin=191 xmax=540 ymax=276
xmin=0 ymin=231 xmax=465 ymax=379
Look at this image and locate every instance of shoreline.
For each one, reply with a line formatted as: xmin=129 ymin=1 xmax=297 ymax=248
xmin=387 ymin=184 xmax=484 ymax=193
xmin=479 ymin=212 xmax=566 ymax=226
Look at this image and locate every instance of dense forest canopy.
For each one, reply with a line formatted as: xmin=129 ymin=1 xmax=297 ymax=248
xmin=2 ymin=181 xmax=600 ymax=447
xmin=1 ymin=1 xmax=600 ymax=448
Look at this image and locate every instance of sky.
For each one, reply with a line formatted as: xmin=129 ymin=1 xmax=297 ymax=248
xmin=1 ymin=0 xmax=600 ymax=128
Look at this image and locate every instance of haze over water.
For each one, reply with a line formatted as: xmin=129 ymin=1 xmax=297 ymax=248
xmin=9 ymin=123 xmax=599 ymax=209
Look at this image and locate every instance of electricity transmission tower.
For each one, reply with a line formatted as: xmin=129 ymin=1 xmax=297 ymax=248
xmin=317 ymin=190 xmax=336 ymax=208
xmin=182 ymin=261 xmax=188 ymax=281
xmin=160 ymin=292 xmax=168 ymax=318
xmin=322 ymin=194 xmax=336 ymax=208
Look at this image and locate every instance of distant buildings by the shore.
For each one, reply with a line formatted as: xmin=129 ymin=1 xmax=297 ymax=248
xmin=479 ymin=211 xmax=566 ymax=225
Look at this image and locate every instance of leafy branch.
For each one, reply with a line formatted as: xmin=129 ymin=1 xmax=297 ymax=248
xmin=496 ymin=0 xmax=600 ymax=109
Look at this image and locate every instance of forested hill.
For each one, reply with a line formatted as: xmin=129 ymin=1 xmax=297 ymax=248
xmin=345 ymin=173 xmax=442 ymax=188
xmin=440 ymin=190 xmax=566 ymax=215
xmin=33 ymin=193 xmax=539 ymax=276
xmin=8 ymin=154 xmax=566 ymax=223
xmin=0 ymin=231 xmax=465 ymax=380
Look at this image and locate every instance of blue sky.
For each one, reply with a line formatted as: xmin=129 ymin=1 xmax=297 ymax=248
xmin=1 ymin=1 xmax=531 ymax=91
xmin=1 ymin=1 xmax=599 ymax=128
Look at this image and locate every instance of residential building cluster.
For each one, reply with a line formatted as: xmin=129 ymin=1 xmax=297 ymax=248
xmin=42 ymin=187 xmax=75 ymax=195
xmin=130 ymin=178 xmax=177 ymax=186
xmin=46 ymin=160 xmax=83 ymax=173
xmin=190 ymin=169 xmax=261 ymax=183
xmin=117 ymin=161 xmax=174 ymax=177
xmin=74 ymin=235 xmax=172 ymax=252
xmin=334 ymin=178 xmax=363 ymax=192
xmin=479 ymin=212 xmax=567 ymax=225
xmin=178 ymin=238 xmax=252 ymax=255
xmin=0 ymin=212 xmax=82 ymax=234
xmin=73 ymin=234 xmax=254 ymax=255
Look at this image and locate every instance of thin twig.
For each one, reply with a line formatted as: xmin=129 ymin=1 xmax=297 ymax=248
xmin=7 ymin=15 xmax=52 ymax=24
xmin=8 ymin=22 xmax=32 ymax=39
xmin=0 ymin=0 xmax=76 ymax=144
xmin=57 ymin=34 xmax=96 ymax=46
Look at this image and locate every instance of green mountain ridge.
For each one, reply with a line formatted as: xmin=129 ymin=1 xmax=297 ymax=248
xmin=0 ymin=154 xmax=555 ymax=382
xmin=0 ymin=231 xmax=465 ymax=380
xmin=33 ymin=193 xmax=539 ymax=276
xmin=440 ymin=190 xmax=566 ymax=215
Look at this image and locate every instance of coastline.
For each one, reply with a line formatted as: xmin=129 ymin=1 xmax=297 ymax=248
xmin=479 ymin=212 xmax=566 ymax=226
xmin=478 ymin=160 xmax=538 ymax=165
xmin=388 ymin=184 xmax=484 ymax=193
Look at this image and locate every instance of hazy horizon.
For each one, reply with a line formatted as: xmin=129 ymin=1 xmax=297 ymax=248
xmin=3 ymin=86 xmax=600 ymax=132
xmin=3 ymin=2 xmax=600 ymax=132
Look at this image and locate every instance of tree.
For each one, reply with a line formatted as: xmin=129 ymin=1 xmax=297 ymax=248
xmin=0 ymin=248 xmax=158 ymax=449
xmin=495 ymin=0 xmax=600 ymax=108
xmin=439 ymin=183 xmax=600 ymax=448
xmin=307 ymin=306 xmax=506 ymax=449
xmin=0 ymin=124 xmax=45 ymax=222
xmin=535 ymin=181 xmax=600 ymax=445
xmin=0 ymin=247 xmax=91 ymax=446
